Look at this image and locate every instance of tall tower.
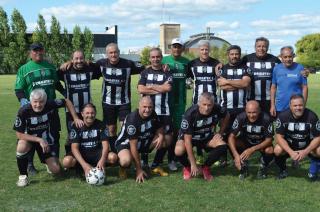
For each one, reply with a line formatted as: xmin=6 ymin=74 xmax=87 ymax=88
xmin=160 ymin=24 xmax=180 ymax=55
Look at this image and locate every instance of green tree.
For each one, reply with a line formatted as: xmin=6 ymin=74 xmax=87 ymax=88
xmin=83 ymin=27 xmax=94 ymax=61
xmin=32 ymin=14 xmax=49 ymax=48
xmin=209 ymin=46 xmax=220 ymax=61
xmin=217 ymin=43 xmax=229 ymax=64
xmin=140 ymin=46 xmax=151 ymax=66
xmin=61 ymin=27 xmax=72 ymax=62
xmin=183 ymin=51 xmax=196 ymax=60
xmin=296 ymin=33 xmax=320 ymax=68
xmin=3 ymin=8 xmax=28 ymax=73
xmin=72 ymin=25 xmax=82 ymax=52
xmin=0 ymin=7 xmax=11 ymax=73
xmin=48 ymin=15 xmax=62 ymax=66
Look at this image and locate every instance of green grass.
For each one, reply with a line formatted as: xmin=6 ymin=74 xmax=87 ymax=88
xmin=1 ymin=74 xmax=320 ymax=211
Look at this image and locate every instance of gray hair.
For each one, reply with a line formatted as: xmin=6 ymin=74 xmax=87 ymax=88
xmin=198 ymin=92 xmax=214 ymax=105
xmin=280 ymin=45 xmax=295 ymax=56
xmin=30 ymin=88 xmax=47 ymax=102
xmin=106 ymin=43 xmax=120 ymax=53
xmin=255 ymin=37 xmax=269 ymax=49
xmin=149 ymin=47 xmax=163 ymax=57
xmin=198 ymin=40 xmax=210 ymax=48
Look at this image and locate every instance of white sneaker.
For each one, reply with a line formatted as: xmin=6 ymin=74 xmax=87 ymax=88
xmin=46 ymin=164 xmax=52 ymax=174
xmin=168 ymin=161 xmax=178 ymax=171
xmin=16 ymin=175 xmax=29 ymax=187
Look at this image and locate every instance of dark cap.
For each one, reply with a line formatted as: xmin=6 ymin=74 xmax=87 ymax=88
xmin=30 ymin=43 xmax=44 ymax=50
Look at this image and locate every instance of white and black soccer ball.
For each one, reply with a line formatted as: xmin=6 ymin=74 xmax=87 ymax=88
xmin=86 ymin=168 xmax=105 ymax=186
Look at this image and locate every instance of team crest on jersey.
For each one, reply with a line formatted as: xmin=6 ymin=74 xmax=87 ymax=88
xmin=55 ymin=99 xmax=63 ymax=106
xmin=127 ymin=125 xmax=136 ymax=135
xmin=69 ymin=129 xmax=77 ymax=139
xmin=167 ymin=76 xmax=173 ymax=82
xmin=181 ymin=119 xmax=189 ymax=129
xmin=316 ymin=120 xmax=320 ymax=131
xmin=232 ymin=119 xmax=239 ymax=129
xmin=15 ymin=117 xmax=22 ymax=127
xmin=275 ymin=118 xmax=281 ymax=129
xmin=268 ymin=124 xmax=273 ymax=134
xmin=246 ymin=68 xmax=252 ymax=75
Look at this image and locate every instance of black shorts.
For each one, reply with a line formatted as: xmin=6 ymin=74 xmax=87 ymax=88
xmin=158 ymin=115 xmax=173 ymax=134
xmin=257 ymin=100 xmax=271 ymax=115
xmin=32 ymin=141 xmax=60 ymax=163
xmin=115 ymin=140 xmax=153 ymax=154
xmin=178 ymin=131 xmax=213 ymax=151
xmin=80 ymin=149 xmax=102 ymax=166
xmin=102 ymin=103 xmax=131 ymax=125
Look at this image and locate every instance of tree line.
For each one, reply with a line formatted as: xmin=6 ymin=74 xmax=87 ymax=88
xmin=0 ymin=7 xmax=94 ymax=74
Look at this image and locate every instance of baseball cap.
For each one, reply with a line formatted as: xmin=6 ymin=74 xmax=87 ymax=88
xmin=30 ymin=43 xmax=44 ymax=50
xmin=171 ymin=38 xmax=183 ymax=46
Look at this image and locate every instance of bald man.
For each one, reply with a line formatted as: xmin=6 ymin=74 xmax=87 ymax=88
xmin=115 ymin=96 xmax=170 ymax=183
xmin=228 ymin=100 xmax=274 ymax=180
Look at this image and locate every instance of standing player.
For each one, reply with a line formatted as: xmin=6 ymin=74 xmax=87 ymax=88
xmin=115 ymin=96 xmax=170 ymax=183
xmin=57 ymin=50 xmax=101 ymax=167
xmin=97 ymin=43 xmax=144 ymax=151
xmin=175 ymin=92 xmax=229 ymax=181
xmin=187 ymin=40 xmax=220 ymax=104
xmin=217 ymin=45 xmax=251 ymax=165
xmin=67 ymin=103 xmax=117 ymax=176
xmin=162 ymin=38 xmax=190 ymax=170
xmin=274 ymin=94 xmax=320 ymax=180
xmin=270 ymin=46 xmax=308 ymax=117
xmin=138 ymin=47 xmax=173 ymax=176
xmin=14 ymin=43 xmax=63 ymax=175
xmin=14 ymin=89 xmax=83 ymax=187
xmin=242 ymin=37 xmax=281 ymax=113
xmin=228 ymin=100 xmax=274 ymax=180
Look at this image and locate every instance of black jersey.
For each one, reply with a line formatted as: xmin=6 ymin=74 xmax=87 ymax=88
xmin=57 ymin=64 xmax=100 ymax=113
xmin=69 ymin=119 xmax=108 ymax=157
xmin=242 ymin=53 xmax=281 ymax=101
xmin=219 ymin=63 xmax=251 ymax=110
xmin=116 ymin=109 xmax=161 ymax=150
xmin=180 ymin=104 xmax=227 ymax=141
xmin=231 ymin=111 xmax=273 ymax=145
xmin=275 ymin=108 xmax=320 ymax=149
xmin=97 ymin=58 xmax=143 ymax=105
xmin=13 ymin=99 xmax=66 ymax=145
xmin=138 ymin=67 xmax=172 ymax=116
xmin=187 ymin=57 xmax=220 ymax=104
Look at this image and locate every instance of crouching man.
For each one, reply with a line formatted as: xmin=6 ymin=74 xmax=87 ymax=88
xmin=175 ymin=92 xmax=229 ymax=181
xmin=64 ymin=103 xmax=118 ymax=177
xmin=228 ymin=100 xmax=274 ymax=180
xmin=14 ymin=88 xmax=83 ymax=187
xmin=116 ymin=96 xmax=170 ymax=183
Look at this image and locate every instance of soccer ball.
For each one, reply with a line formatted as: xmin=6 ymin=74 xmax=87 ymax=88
xmin=86 ymin=168 xmax=105 ymax=186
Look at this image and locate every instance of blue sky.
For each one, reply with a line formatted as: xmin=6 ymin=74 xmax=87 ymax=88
xmin=1 ymin=0 xmax=319 ymax=54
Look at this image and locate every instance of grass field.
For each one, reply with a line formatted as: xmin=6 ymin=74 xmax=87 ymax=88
xmin=0 ymin=74 xmax=320 ymax=211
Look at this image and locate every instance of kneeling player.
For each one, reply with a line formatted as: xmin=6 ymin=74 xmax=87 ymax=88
xmin=228 ymin=101 xmax=274 ymax=180
xmin=175 ymin=92 xmax=229 ymax=181
xmin=65 ymin=103 xmax=118 ymax=177
xmin=14 ymin=89 xmax=83 ymax=187
xmin=116 ymin=96 xmax=169 ymax=183
xmin=274 ymin=94 xmax=320 ymax=180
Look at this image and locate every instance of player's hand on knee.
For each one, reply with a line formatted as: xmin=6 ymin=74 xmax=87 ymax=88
xmin=240 ymin=148 xmax=254 ymax=161
xmin=39 ymin=139 xmax=49 ymax=153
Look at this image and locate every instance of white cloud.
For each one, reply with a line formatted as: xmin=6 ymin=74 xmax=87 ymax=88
xmin=205 ymin=21 xmax=240 ymax=30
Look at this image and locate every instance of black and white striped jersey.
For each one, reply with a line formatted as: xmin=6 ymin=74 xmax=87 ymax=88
xmin=138 ymin=67 xmax=172 ymax=116
xmin=275 ymin=108 xmax=320 ymax=150
xmin=58 ymin=64 xmax=100 ymax=113
xmin=242 ymin=53 xmax=281 ymax=101
xmin=187 ymin=57 xmax=220 ymax=104
xmin=219 ymin=64 xmax=251 ymax=110
xmin=97 ymin=58 xmax=142 ymax=105
xmin=231 ymin=111 xmax=273 ymax=145
xmin=13 ymin=99 xmax=66 ymax=145
xmin=115 ymin=110 xmax=161 ymax=151
xmin=179 ymin=104 xmax=227 ymax=141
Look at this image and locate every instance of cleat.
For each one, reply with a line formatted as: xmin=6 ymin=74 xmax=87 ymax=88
xmin=151 ymin=167 xmax=168 ymax=177
xmin=183 ymin=167 xmax=191 ymax=180
xmin=257 ymin=164 xmax=268 ymax=179
xmin=27 ymin=165 xmax=38 ymax=176
xmin=119 ymin=167 xmax=127 ymax=180
xmin=168 ymin=161 xmax=178 ymax=171
xmin=277 ymin=169 xmax=288 ymax=180
xmin=239 ymin=162 xmax=249 ymax=180
xmin=202 ymin=166 xmax=213 ymax=181
xmin=16 ymin=175 xmax=29 ymax=187
xmin=308 ymin=173 xmax=317 ymax=182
